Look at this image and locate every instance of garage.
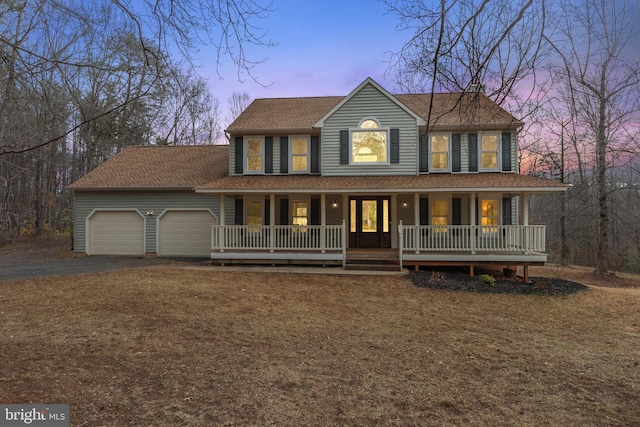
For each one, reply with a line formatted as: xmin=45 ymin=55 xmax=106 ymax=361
xmin=158 ymin=210 xmax=217 ymax=257
xmin=88 ymin=210 xmax=145 ymax=256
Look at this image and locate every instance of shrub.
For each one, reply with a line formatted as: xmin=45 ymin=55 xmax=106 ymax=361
xmin=480 ymin=274 xmax=496 ymax=288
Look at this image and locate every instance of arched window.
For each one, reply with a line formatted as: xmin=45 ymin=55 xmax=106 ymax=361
xmin=351 ymin=118 xmax=388 ymax=164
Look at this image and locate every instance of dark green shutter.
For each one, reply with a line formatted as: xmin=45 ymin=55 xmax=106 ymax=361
xmin=310 ymin=135 xmax=320 ymax=173
xmin=419 ymin=134 xmax=429 ymax=172
xmin=468 ymin=133 xmax=478 ymax=172
xmin=452 ymin=134 xmax=461 ymax=172
xmin=339 ymin=130 xmax=349 ymax=164
xmin=502 ymin=132 xmax=512 ymax=171
xmin=234 ymin=137 xmax=243 ymax=174
xmin=419 ymin=197 xmax=429 ymax=225
xmin=310 ymin=198 xmax=320 ymax=225
xmin=280 ymin=136 xmax=289 ymax=173
xmin=390 ymin=129 xmax=400 ymax=163
xmin=502 ymin=197 xmax=513 ymax=225
xmin=234 ymin=197 xmax=243 ymax=225
xmin=452 ymin=198 xmax=462 ymax=225
xmin=265 ymin=137 xmax=273 ymax=174
xmin=279 ymin=198 xmax=289 ymax=225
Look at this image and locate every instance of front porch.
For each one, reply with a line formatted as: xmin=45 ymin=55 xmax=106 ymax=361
xmin=210 ymin=223 xmax=547 ymax=276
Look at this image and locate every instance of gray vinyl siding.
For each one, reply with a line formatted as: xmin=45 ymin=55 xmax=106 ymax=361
xmin=322 ymin=83 xmax=419 ymax=176
xmin=74 ymin=191 xmax=220 ymax=253
xmin=230 ymin=137 xmax=238 ymax=176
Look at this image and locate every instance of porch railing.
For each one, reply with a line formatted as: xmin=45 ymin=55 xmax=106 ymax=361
xmin=212 ymin=224 xmax=345 ymax=253
xmin=398 ymin=224 xmax=545 ymax=254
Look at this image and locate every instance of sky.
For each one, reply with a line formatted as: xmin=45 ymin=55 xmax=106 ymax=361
xmin=199 ymin=0 xmax=411 ymax=116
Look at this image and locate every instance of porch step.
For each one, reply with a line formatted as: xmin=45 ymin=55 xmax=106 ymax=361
xmin=344 ymin=262 xmax=401 ymax=272
xmin=345 ymin=251 xmax=401 ymax=271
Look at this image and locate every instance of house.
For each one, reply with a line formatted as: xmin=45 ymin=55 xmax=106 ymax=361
xmin=69 ymin=78 xmax=568 ymax=276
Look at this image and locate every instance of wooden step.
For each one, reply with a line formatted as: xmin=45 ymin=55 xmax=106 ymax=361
xmin=344 ymin=263 xmax=401 ymax=272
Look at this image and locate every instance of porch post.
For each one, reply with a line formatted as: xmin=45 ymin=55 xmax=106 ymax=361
xmin=470 ymin=192 xmax=476 ymax=254
xmin=522 ymin=193 xmax=529 ymax=254
xmin=218 ymin=194 xmax=225 ymax=252
xmin=270 ymin=194 xmax=275 ymax=252
xmin=320 ymin=194 xmax=326 ymax=253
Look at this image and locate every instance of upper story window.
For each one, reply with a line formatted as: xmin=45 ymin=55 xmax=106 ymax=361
xmin=245 ymin=137 xmax=264 ymax=174
xmin=480 ymin=133 xmax=500 ymax=170
xmin=290 ymin=136 xmax=310 ymax=173
xmin=351 ymin=118 xmax=388 ymax=164
xmin=430 ymin=134 xmax=450 ymax=172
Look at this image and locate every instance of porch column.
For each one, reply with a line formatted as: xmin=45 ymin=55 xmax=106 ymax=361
xmin=414 ymin=193 xmax=420 ymax=225
xmin=391 ymin=194 xmax=397 ymax=248
xmin=470 ymin=192 xmax=476 ymax=254
xmin=218 ymin=194 xmax=225 ymax=252
xmin=320 ymin=194 xmax=326 ymax=253
xmin=270 ymin=194 xmax=275 ymax=252
xmin=522 ymin=193 xmax=529 ymax=226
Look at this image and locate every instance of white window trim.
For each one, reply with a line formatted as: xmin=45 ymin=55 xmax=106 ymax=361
xmin=289 ymin=135 xmax=311 ymax=174
xmin=349 ymin=117 xmax=390 ymax=165
xmin=245 ymin=196 xmax=264 ymax=229
xmin=244 ymin=136 xmax=265 ymax=175
xmin=291 ymin=196 xmax=311 ymax=229
xmin=429 ymin=133 xmax=451 ymax=172
xmin=430 ymin=196 xmax=451 ymax=226
xmin=479 ymin=132 xmax=501 ymax=172
xmin=479 ymin=194 xmax=501 ymax=233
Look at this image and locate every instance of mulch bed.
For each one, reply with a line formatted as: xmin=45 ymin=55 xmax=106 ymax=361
xmin=408 ymin=270 xmax=589 ymax=296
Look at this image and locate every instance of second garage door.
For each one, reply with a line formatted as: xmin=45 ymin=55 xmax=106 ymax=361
xmin=158 ymin=210 xmax=217 ymax=257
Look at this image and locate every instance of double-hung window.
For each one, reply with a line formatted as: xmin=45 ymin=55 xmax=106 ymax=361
xmin=351 ymin=118 xmax=388 ymax=164
xmin=430 ymin=134 xmax=450 ymax=171
xmin=292 ymin=200 xmax=308 ymax=231
xmin=481 ymin=198 xmax=499 ymax=233
xmin=290 ymin=136 xmax=310 ymax=173
xmin=245 ymin=137 xmax=264 ymax=174
xmin=431 ymin=199 xmax=449 ymax=232
xmin=480 ymin=133 xmax=500 ymax=171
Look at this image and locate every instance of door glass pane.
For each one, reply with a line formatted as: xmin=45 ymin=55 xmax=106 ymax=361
xmin=350 ymin=200 xmax=357 ymax=232
xmin=383 ymin=200 xmax=389 ymax=232
xmin=362 ymin=200 xmax=377 ymax=233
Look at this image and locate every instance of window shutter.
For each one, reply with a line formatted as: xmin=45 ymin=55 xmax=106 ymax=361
xmin=339 ymin=130 xmax=349 ymax=164
xmin=265 ymin=137 xmax=273 ymax=174
xmin=419 ymin=197 xmax=429 ymax=225
xmin=419 ymin=134 xmax=429 ymax=172
xmin=310 ymin=135 xmax=320 ymax=173
xmin=264 ymin=197 xmax=270 ymax=225
xmin=234 ymin=197 xmax=243 ymax=225
xmin=502 ymin=132 xmax=512 ymax=172
xmin=390 ymin=128 xmax=400 ymax=163
xmin=234 ymin=137 xmax=243 ymax=174
xmin=280 ymin=136 xmax=289 ymax=173
xmin=310 ymin=198 xmax=320 ymax=225
xmin=502 ymin=197 xmax=513 ymax=225
xmin=452 ymin=134 xmax=461 ymax=172
xmin=452 ymin=198 xmax=462 ymax=225
xmin=468 ymin=133 xmax=478 ymax=172
xmin=279 ymin=198 xmax=289 ymax=225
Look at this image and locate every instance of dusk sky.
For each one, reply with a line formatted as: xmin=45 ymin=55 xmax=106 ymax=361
xmin=201 ymin=0 xmax=411 ymax=119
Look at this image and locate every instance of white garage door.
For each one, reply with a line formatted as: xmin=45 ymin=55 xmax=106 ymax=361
xmin=89 ymin=211 xmax=144 ymax=256
xmin=158 ymin=210 xmax=217 ymax=257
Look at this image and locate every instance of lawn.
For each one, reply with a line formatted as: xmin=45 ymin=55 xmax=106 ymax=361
xmin=1 ymin=267 xmax=639 ymax=426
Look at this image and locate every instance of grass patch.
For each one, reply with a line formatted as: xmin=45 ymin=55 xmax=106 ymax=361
xmin=1 ymin=269 xmax=639 ymax=426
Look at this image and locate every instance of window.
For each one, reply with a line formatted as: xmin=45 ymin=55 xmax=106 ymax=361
xmin=290 ymin=136 xmax=309 ymax=173
xmin=481 ymin=199 xmax=499 ymax=233
xmin=432 ymin=199 xmax=449 ymax=232
xmin=246 ymin=200 xmax=262 ymax=232
xmin=245 ymin=137 xmax=264 ymax=173
xmin=430 ymin=134 xmax=450 ymax=171
xmin=480 ymin=134 xmax=499 ymax=170
xmin=351 ymin=118 xmax=388 ymax=164
xmin=292 ymin=201 xmax=308 ymax=229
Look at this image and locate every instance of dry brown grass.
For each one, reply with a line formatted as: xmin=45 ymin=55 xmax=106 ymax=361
xmin=1 ymin=268 xmax=639 ymax=426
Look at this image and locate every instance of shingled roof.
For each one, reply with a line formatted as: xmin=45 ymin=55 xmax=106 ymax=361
xmin=68 ymin=145 xmax=229 ymax=190
xmin=227 ymin=91 xmax=521 ymax=132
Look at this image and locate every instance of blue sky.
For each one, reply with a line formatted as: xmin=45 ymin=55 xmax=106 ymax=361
xmin=201 ymin=0 xmax=410 ymax=109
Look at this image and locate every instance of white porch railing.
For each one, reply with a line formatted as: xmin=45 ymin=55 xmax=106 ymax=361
xmin=212 ymin=224 xmax=345 ymax=253
xmin=399 ymin=224 xmax=545 ymax=254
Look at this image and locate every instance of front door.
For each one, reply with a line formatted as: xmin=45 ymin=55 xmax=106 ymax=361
xmin=349 ymin=196 xmax=391 ymax=248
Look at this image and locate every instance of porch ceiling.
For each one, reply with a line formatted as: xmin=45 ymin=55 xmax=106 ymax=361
xmin=195 ymin=173 xmax=569 ymax=194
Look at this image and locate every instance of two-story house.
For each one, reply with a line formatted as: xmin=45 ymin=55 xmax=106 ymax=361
xmin=69 ymin=78 xmax=568 ymax=275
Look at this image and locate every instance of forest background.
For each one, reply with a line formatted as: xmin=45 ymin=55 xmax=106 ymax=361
xmin=1 ymin=0 xmax=638 ymax=275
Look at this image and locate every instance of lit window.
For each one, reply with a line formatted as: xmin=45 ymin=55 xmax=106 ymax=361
xmin=431 ymin=135 xmax=450 ymax=171
xmin=352 ymin=118 xmax=388 ymax=164
xmin=481 ymin=199 xmax=499 ymax=233
xmin=292 ymin=201 xmax=308 ymax=230
xmin=245 ymin=137 xmax=263 ymax=173
xmin=291 ymin=137 xmax=309 ymax=173
xmin=247 ymin=200 xmax=262 ymax=231
xmin=481 ymin=134 xmax=499 ymax=170
xmin=432 ymin=199 xmax=449 ymax=232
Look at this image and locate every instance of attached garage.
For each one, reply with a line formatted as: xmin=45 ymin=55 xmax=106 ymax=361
xmin=158 ymin=210 xmax=217 ymax=257
xmin=88 ymin=210 xmax=145 ymax=256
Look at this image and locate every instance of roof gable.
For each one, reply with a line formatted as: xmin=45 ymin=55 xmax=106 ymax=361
xmin=313 ymin=77 xmax=426 ymax=128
